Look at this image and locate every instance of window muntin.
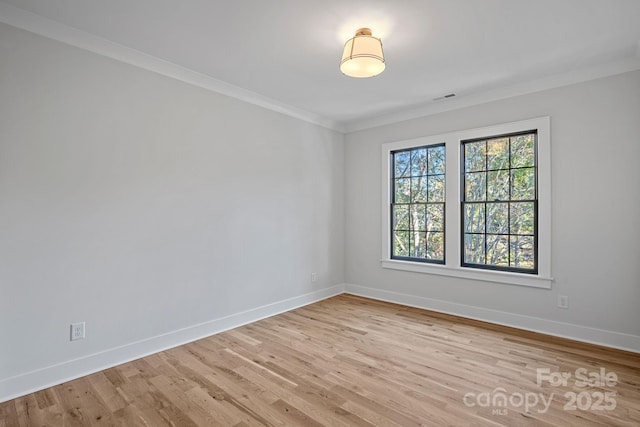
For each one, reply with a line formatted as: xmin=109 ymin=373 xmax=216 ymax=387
xmin=461 ymin=131 xmax=538 ymax=273
xmin=391 ymin=144 xmax=445 ymax=263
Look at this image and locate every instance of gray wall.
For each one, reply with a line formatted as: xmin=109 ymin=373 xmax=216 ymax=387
xmin=1 ymin=18 xmax=639 ymax=402
xmin=345 ymin=70 xmax=640 ymax=342
xmin=0 ymin=22 xmax=344 ymax=398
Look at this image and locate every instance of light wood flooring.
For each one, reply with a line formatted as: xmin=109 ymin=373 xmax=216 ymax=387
xmin=1 ymin=294 xmax=639 ymax=426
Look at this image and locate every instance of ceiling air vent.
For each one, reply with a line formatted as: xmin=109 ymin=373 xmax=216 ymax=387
xmin=433 ymin=93 xmax=456 ymax=101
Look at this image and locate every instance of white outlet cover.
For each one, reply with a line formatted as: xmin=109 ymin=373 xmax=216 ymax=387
xmin=70 ymin=322 xmax=85 ymax=341
xmin=558 ymin=295 xmax=569 ymax=309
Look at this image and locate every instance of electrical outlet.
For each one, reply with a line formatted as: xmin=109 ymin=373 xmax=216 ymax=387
xmin=557 ymin=295 xmax=569 ymax=309
xmin=311 ymin=273 xmax=318 ymax=283
xmin=70 ymin=322 xmax=85 ymax=341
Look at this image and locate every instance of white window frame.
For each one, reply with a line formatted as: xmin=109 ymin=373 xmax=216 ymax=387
xmin=381 ymin=117 xmax=552 ymax=289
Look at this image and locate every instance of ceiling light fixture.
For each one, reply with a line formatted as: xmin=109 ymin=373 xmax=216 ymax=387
xmin=340 ymin=28 xmax=385 ymax=78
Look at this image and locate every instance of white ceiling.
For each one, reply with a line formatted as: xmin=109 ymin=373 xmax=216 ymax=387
xmin=2 ymin=0 xmax=640 ymax=131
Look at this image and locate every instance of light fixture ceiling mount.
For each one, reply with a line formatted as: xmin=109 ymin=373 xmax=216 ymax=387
xmin=340 ymin=28 xmax=385 ymax=78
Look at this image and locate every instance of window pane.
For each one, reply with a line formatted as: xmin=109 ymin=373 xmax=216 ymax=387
xmin=486 ymin=235 xmax=509 ymax=266
xmin=510 ymin=202 xmax=534 ymax=235
xmin=393 ymin=205 xmax=409 ymax=230
xmin=487 ymin=138 xmax=509 ymax=170
xmin=465 ymin=172 xmax=486 ymax=201
xmin=464 ymin=204 xmax=485 ymax=233
xmin=511 ymin=134 xmax=535 ymax=168
xmin=426 ymin=232 xmax=444 ymax=260
xmin=394 ymin=151 xmax=410 ymax=177
xmin=391 ymin=144 xmax=445 ymax=264
xmin=428 ymin=145 xmax=445 ymax=174
xmin=487 ymin=203 xmax=509 ymax=234
xmin=510 ymin=235 xmax=534 ymax=269
xmin=461 ymin=130 xmax=537 ymax=273
xmin=487 ymin=169 xmax=509 ymax=201
xmin=465 ymin=141 xmax=486 ymax=172
xmin=393 ymin=231 xmax=409 ymax=257
xmin=394 ymin=178 xmax=410 ymax=203
xmin=411 ymin=177 xmax=427 ymax=202
xmin=410 ymin=148 xmax=428 ymax=176
xmin=464 ymin=234 xmax=485 ymax=264
xmin=428 ymin=174 xmax=445 ymax=202
xmin=511 ymin=167 xmax=535 ymax=200
xmin=426 ymin=204 xmax=444 ymax=231
xmin=410 ymin=204 xmax=426 ymax=231
xmin=410 ymin=231 xmax=426 ymax=258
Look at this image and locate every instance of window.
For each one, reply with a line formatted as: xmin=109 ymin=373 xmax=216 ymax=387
xmin=391 ymin=144 xmax=445 ymax=263
xmin=462 ymin=131 xmax=537 ymax=273
xmin=381 ymin=117 xmax=551 ymax=288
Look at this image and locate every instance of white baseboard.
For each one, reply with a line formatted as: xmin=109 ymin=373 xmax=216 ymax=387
xmin=3 ymin=282 xmax=637 ymax=403
xmin=0 ymin=284 xmax=346 ymax=403
xmin=344 ymin=283 xmax=640 ymax=354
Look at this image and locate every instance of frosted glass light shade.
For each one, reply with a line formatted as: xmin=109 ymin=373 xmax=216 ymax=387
xmin=340 ymin=28 xmax=385 ymax=78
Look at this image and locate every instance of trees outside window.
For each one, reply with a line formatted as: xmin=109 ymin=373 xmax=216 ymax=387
xmin=461 ymin=132 xmax=537 ymax=273
xmin=391 ymin=145 xmax=445 ymax=263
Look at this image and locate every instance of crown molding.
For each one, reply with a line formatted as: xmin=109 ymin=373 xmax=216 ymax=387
xmin=344 ymin=56 xmax=640 ymax=133
xmin=2 ymin=2 xmax=638 ymax=135
xmin=0 ymin=2 xmax=344 ymax=133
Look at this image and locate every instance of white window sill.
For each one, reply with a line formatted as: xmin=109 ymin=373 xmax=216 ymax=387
xmin=381 ymin=259 xmax=553 ymax=289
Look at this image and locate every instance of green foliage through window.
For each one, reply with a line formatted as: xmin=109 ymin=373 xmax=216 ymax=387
xmin=461 ymin=132 xmax=537 ymax=273
xmin=391 ymin=144 xmax=445 ymax=263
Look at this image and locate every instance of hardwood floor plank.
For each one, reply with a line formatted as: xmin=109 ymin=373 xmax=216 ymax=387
xmin=85 ymin=373 xmax=128 ymax=414
xmin=2 ymin=294 xmax=639 ymax=426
